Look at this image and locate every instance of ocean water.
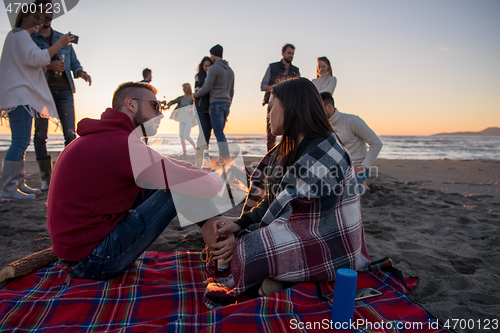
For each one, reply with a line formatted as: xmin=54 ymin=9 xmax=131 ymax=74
xmin=0 ymin=134 xmax=499 ymax=160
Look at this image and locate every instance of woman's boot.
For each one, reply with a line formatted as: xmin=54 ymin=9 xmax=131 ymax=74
xmin=18 ymin=159 xmax=41 ymax=194
xmin=1 ymin=160 xmax=36 ymax=201
xmin=36 ymin=156 xmax=52 ymax=191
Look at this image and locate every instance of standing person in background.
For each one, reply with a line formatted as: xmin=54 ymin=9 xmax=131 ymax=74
xmin=1 ymin=6 xmax=72 ymax=201
xmin=140 ymin=68 xmax=152 ymax=83
xmin=320 ymin=92 xmax=383 ymax=194
xmin=32 ymin=0 xmax=92 ymax=191
xmin=193 ymin=44 xmax=234 ymax=161
xmin=261 ymin=44 xmax=300 ymax=152
xmin=166 ymin=83 xmax=197 ymax=157
xmin=194 ymin=57 xmax=212 ymax=161
xmin=312 ymin=56 xmax=337 ymax=94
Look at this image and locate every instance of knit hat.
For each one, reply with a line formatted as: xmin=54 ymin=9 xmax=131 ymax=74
xmin=210 ymin=44 xmax=223 ymax=58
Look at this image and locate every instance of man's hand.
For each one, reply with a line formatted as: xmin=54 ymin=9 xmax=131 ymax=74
xmin=265 ymin=85 xmax=273 ymax=93
xmin=78 ymin=71 xmax=92 ymax=86
xmin=354 ymin=165 xmax=367 ymax=174
xmin=47 ymin=60 xmax=65 ymax=72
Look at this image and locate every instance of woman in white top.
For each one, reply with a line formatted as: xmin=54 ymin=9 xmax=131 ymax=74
xmin=166 ymin=83 xmax=197 ymax=156
xmin=0 ymin=6 xmax=72 ymax=201
xmin=311 ymin=56 xmax=337 ymax=95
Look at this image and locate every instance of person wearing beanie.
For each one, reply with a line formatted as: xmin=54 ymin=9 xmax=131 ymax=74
xmin=193 ymin=44 xmax=234 ymax=160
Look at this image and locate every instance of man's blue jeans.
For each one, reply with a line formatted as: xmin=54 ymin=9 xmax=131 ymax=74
xmin=66 ymin=189 xmax=178 ymax=280
xmin=34 ymin=89 xmax=76 ymax=159
xmin=5 ymin=106 xmax=32 ymax=162
xmin=356 ymin=169 xmax=370 ymax=195
xmin=209 ymin=102 xmax=230 ymax=159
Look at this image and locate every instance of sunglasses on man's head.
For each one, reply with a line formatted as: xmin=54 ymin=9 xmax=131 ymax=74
xmin=131 ymin=98 xmax=162 ymax=112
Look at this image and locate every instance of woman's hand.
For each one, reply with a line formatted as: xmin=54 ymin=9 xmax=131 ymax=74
xmin=211 ymin=233 xmax=236 ymax=264
xmin=211 ymin=218 xmax=241 ymax=238
xmin=202 ymin=217 xmax=241 ymax=264
xmin=56 ymin=33 xmax=73 ymax=47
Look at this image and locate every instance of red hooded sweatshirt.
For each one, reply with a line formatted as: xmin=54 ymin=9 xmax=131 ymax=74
xmin=47 ymin=108 xmax=221 ymax=261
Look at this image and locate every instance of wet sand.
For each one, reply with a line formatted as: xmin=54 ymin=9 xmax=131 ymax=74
xmin=1 ymin=151 xmax=499 ymax=332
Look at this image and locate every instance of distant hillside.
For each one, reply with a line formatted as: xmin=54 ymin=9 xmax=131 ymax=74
xmin=432 ymin=127 xmax=500 ymax=136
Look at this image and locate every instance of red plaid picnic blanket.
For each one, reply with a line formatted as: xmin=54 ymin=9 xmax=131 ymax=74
xmin=0 ymin=253 xmax=450 ymax=332
xmin=220 ymin=135 xmax=371 ymax=298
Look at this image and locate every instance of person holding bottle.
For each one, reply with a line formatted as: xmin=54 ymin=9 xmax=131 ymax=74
xmin=31 ymin=0 xmax=92 ymax=191
xmin=0 ymin=5 xmax=72 ymax=201
xmin=201 ymin=78 xmax=370 ymax=299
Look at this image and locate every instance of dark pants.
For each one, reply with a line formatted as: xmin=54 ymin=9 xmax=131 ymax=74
xmin=34 ymin=89 xmax=76 ymax=160
xmin=65 ymin=189 xmax=177 ymax=280
xmin=197 ymin=112 xmax=212 ymax=147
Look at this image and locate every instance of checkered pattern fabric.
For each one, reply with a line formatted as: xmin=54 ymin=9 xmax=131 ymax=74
xmin=208 ymin=135 xmax=371 ymax=299
xmin=0 ymin=254 xmax=450 ymax=332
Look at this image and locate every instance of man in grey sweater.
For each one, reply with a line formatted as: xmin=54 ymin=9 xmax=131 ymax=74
xmin=193 ymin=44 xmax=234 ymax=159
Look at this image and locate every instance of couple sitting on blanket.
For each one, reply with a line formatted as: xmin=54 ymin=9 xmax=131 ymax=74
xmin=47 ymin=78 xmax=370 ymax=298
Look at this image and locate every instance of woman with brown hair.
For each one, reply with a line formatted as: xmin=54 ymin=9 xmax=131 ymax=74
xmin=0 ymin=4 xmax=72 ymax=201
xmin=201 ymin=78 xmax=370 ymax=300
xmin=312 ymin=56 xmax=337 ymax=94
xmin=166 ymin=83 xmax=197 ymax=156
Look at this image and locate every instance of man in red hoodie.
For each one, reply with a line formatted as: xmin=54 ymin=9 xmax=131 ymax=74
xmin=47 ymin=82 xmax=223 ymax=279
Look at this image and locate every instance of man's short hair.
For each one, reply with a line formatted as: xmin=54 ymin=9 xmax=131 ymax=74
xmin=320 ymin=92 xmax=335 ymax=109
xmin=112 ymin=82 xmax=157 ymax=110
xmin=282 ymin=43 xmax=295 ymax=53
xmin=142 ymin=68 xmax=152 ymax=79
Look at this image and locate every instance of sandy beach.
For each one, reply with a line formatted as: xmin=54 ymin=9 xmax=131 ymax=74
xmin=1 ymin=151 xmax=499 ymax=332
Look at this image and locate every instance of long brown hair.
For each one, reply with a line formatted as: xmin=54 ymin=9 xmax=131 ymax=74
xmin=14 ymin=2 xmax=43 ymax=28
xmin=271 ymin=78 xmax=333 ymax=168
xmin=316 ymin=56 xmax=333 ymax=78
xmin=197 ymin=56 xmax=212 ymax=74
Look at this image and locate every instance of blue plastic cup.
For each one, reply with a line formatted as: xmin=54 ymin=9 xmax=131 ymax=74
xmin=331 ymin=268 xmax=358 ymax=330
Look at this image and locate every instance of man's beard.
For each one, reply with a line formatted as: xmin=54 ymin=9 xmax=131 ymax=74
xmin=133 ymin=103 xmax=146 ymax=128
xmin=133 ymin=104 xmax=160 ymax=137
xmin=283 ymin=57 xmax=292 ymax=64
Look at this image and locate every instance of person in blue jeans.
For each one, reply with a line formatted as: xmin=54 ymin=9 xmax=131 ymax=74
xmin=193 ymin=44 xmax=234 ymax=160
xmin=0 ymin=7 xmax=72 ymax=202
xmin=47 ymin=82 xmax=224 ymax=280
xmin=31 ymin=0 xmax=92 ymax=191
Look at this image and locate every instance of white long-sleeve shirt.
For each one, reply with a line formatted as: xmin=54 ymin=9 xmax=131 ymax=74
xmin=312 ymin=74 xmax=337 ymax=94
xmin=329 ymin=109 xmax=382 ymax=168
xmin=0 ymin=29 xmax=56 ymax=118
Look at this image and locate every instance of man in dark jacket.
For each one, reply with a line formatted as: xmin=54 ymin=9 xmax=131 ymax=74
xmin=32 ymin=0 xmax=92 ymax=191
xmin=260 ymin=44 xmax=300 ymax=152
xmin=193 ymin=44 xmax=234 ymax=160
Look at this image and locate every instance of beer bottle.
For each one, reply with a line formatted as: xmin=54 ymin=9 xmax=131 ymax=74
xmin=201 ymin=150 xmax=212 ymax=172
xmin=215 ymin=221 xmax=230 ymax=278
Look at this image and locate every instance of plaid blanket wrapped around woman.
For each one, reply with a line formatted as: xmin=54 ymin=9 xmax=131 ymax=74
xmin=206 ymin=134 xmax=371 ymax=300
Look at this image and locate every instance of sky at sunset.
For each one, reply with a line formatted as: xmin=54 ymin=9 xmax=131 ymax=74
xmin=1 ymin=0 xmax=499 ymax=136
